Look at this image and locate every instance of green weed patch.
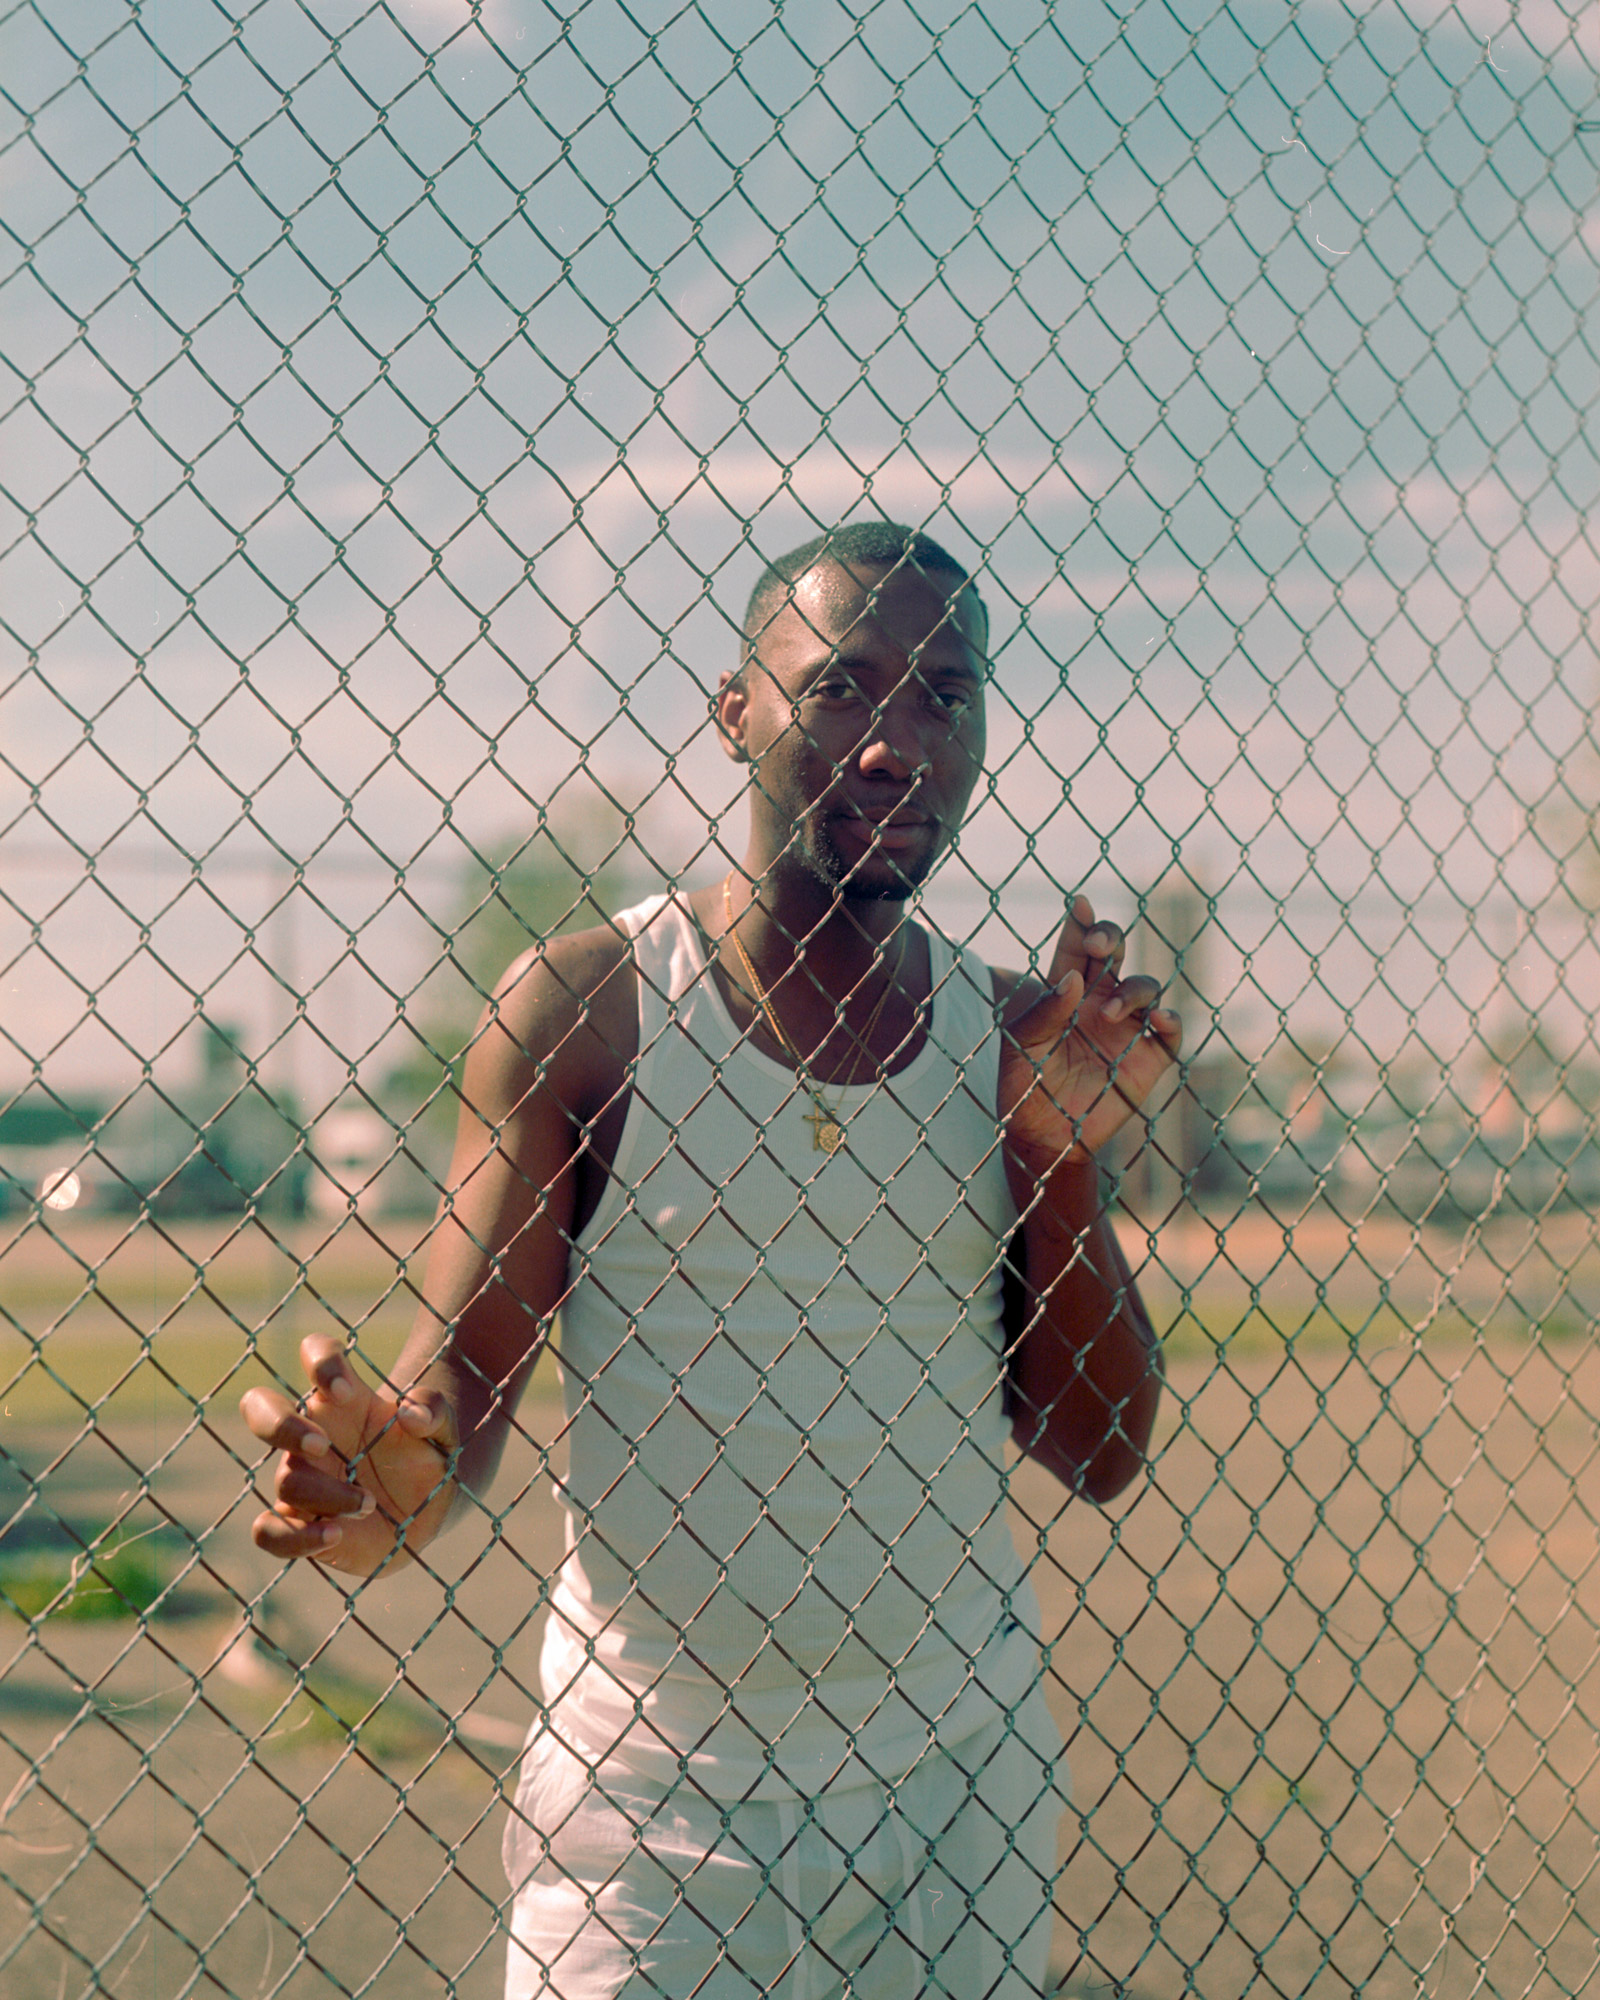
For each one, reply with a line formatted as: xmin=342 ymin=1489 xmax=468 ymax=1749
xmin=0 ymin=1529 xmax=179 ymax=1621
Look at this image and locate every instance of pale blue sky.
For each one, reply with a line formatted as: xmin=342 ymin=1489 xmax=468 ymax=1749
xmin=2 ymin=0 xmax=1597 ymax=1115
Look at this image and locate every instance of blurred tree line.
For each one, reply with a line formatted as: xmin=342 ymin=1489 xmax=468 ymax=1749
xmin=375 ymin=803 xmax=652 ymax=1206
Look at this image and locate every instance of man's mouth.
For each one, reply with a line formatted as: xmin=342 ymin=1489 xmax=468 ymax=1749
xmin=833 ymin=813 xmax=933 ymax=851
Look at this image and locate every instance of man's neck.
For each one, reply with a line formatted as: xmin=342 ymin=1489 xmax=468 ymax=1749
xmin=722 ymin=868 xmax=910 ymax=997
xmin=694 ymin=870 xmax=924 ymax=1077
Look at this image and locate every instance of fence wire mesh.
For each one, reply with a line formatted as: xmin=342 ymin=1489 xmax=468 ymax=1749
xmin=3 ymin=0 xmax=1600 ymax=1994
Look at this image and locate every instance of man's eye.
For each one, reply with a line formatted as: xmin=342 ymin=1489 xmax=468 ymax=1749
xmin=928 ymin=685 xmax=975 ymax=713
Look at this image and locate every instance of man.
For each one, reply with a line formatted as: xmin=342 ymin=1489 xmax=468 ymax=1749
xmin=242 ymin=522 xmax=1181 ymax=1997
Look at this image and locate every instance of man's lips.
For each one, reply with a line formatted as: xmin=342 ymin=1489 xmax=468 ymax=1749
xmin=833 ymin=812 xmax=934 ymax=848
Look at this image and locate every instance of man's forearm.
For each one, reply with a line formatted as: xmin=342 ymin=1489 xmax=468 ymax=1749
xmin=1007 ymin=1161 xmax=1163 ymax=1501
xmin=388 ymin=1289 xmax=551 ymax=1539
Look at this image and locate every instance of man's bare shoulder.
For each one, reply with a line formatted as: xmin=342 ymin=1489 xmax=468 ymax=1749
xmin=470 ymin=914 xmax=639 ymax=1109
xmin=497 ymin=916 xmax=636 ymax=1013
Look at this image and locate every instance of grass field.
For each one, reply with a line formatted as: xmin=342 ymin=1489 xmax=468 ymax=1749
xmin=2 ymin=1202 xmax=1598 ymax=1997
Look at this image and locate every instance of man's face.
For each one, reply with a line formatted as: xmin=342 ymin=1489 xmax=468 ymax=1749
xmin=719 ymin=560 xmax=988 ymax=900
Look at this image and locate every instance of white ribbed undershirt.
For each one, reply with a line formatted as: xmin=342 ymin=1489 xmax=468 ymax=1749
xmin=539 ymin=894 xmax=1039 ymax=1799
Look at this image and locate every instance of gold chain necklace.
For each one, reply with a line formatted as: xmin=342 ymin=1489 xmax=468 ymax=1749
xmin=721 ymin=876 xmax=906 ymax=1154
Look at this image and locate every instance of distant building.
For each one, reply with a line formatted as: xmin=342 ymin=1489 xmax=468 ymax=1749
xmin=0 ymin=1092 xmax=107 ymax=1216
xmin=0 ymin=1025 xmax=307 ymax=1219
xmin=308 ymin=1106 xmax=394 ymax=1219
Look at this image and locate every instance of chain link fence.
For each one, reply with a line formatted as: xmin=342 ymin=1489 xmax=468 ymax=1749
xmin=4 ymin=0 xmax=1599 ymax=1992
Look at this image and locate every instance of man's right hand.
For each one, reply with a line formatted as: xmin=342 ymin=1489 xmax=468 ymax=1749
xmin=241 ymin=1335 xmax=458 ymax=1577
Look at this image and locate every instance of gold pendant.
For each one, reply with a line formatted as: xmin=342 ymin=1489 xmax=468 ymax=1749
xmin=805 ymin=1107 xmax=845 ymax=1154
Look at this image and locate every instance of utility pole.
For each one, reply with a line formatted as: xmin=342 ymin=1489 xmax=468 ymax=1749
xmin=1137 ymin=873 xmax=1213 ymax=1218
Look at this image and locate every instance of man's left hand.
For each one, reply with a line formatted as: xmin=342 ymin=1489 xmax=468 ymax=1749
xmin=999 ymin=892 xmax=1183 ymax=1178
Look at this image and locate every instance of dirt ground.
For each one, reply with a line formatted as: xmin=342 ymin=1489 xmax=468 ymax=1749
xmin=2 ymin=1202 xmax=1599 ymax=1998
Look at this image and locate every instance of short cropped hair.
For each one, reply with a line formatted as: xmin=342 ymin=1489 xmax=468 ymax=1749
xmin=742 ymin=522 xmax=985 ymax=658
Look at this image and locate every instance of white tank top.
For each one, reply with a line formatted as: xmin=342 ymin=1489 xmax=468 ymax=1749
xmin=540 ymin=894 xmax=1039 ymax=1797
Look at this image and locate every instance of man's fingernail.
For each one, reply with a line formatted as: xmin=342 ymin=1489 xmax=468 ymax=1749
xmin=318 ymin=1522 xmax=343 ymax=1546
xmin=327 ymin=1375 xmax=356 ymax=1404
xmin=353 ymin=1489 xmax=376 ymax=1518
xmin=1102 ymin=997 xmax=1125 ymax=1022
xmin=302 ymin=1431 xmax=330 ymax=1456
xmin=1085 ymin=929 xmax=1110 ymax=950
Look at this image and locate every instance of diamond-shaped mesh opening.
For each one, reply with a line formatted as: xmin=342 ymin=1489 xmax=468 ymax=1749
xmin=3 ymin=0 xmax=1598 ymax=1993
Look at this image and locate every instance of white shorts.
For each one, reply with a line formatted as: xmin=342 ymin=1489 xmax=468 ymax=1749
xmin=502 ymin=1687 xmax=1067 ymax=2000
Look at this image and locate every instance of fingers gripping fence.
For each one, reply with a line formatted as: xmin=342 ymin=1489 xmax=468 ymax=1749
xmin=3 ymin=0 xmax=1599 ymax=1993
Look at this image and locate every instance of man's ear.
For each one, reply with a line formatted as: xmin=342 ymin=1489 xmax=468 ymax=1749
xmin=715 ymin=667 xmax=750 ymax=763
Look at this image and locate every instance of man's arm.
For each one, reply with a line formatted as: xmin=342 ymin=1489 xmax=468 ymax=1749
xmin=240 ymin=925 xmax=633 ymax=1575
xmin=995 ymin=896 xmax=1180 ymax=1503
xmin=1003 ymin=1161 xmax=1163 ymax=1503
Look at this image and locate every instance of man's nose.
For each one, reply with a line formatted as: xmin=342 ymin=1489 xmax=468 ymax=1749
xmin=856 ymin=693 xmax=929 ymax=781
